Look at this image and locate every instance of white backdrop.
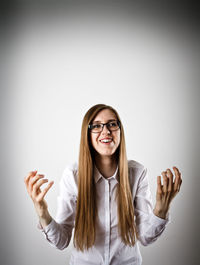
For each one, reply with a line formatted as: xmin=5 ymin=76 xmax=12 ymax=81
xmin=1 ymin=2 xmax=199 ymax=265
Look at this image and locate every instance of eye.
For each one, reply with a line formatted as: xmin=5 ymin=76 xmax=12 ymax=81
xmin=108 ymin=121 xmax=118 ymax=127
xmin=92 ymin=124 xmax=102 ymax=129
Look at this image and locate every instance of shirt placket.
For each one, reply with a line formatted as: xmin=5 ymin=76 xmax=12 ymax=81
xmin=104 ymin=179 xmax=110 ymax=265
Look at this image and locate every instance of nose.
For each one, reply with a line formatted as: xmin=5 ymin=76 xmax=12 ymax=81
xmin=102 ymin=124 xmax=111 ymax=134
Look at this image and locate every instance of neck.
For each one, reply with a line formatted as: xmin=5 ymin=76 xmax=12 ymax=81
xmin=94 ymin=154 xmax=118 ymax=178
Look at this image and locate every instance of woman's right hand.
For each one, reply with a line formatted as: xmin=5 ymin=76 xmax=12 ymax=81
xmin=24 ymin=170 xmax=54 ymax=218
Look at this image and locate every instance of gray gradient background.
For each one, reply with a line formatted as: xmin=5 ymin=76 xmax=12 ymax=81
xmin=0 ymin=1 xmax=199 ymax=265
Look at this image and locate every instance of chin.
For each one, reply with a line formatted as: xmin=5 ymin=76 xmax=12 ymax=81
xmin=98 ymin=150 xmax=116 ymax=157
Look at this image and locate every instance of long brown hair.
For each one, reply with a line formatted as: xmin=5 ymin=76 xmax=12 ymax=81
xmin=73 ymin=104 xmax=139 ymax=251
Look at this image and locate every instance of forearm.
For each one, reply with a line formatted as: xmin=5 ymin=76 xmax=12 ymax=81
xmin=38 ymin=210 xmax=53 ymax=228
xmin=33 ymin=200 xmax=53 ymax=228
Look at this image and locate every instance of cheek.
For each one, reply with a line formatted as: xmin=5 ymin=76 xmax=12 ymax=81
xmin=117 ymin=138 xmax=121 ymax=147
xmin=90 ymin=134 xmax=97 ymax=147
xmin=115 ymin=132 xmax=121 ymax=144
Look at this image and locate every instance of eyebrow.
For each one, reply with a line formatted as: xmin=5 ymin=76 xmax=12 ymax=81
xmin=92 ymin=119 xmax=117 ymax=123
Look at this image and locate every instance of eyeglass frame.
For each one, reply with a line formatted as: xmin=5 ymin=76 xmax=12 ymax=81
xmin=88 ymin=120 xmax=121 ymax=133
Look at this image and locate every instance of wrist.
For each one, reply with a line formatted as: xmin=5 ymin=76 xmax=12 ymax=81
xmin=34 ymin=201 xmax=48 ymax=217
xmin=153 ymin=208 xmax=168 ymax=220
xmin=39 ymin=212 xmax=52 ymax=228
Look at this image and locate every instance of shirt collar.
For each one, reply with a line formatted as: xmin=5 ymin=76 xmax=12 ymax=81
xmin=94 ymin=164 xmax=119 ymax=183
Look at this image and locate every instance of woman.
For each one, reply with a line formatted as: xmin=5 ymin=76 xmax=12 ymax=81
xmin=24 ymin=103 xmax=182 ymax=265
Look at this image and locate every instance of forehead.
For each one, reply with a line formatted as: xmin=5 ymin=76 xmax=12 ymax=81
xmin=93 ymin=109 xmax=117 ymax=122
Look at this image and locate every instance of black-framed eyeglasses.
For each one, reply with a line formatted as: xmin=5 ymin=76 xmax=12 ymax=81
xmin=88 ymin=120 xmax=120 ymax=133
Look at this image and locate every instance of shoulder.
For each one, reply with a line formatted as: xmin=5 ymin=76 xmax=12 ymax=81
xmin=60 ymin=161 xmax=78 ymax=196
xmin=63 ymin=161 xmax=78 ymax=175
xmin=128 ymin=159 xmax=147 ymax=187
xmin=128 ymin=159 xmax=146 ymax=173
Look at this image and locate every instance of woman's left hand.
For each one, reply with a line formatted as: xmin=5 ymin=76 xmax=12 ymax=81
xmin=153 ymin=166 xmax=182 ymax=219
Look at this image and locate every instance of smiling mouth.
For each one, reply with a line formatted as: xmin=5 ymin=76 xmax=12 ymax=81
xmin=100 ymin=139 xmax=113 ymax=144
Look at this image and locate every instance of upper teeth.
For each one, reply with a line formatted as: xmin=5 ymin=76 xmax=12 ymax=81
xmin=101 ymin=139 xmax=112 ymax=142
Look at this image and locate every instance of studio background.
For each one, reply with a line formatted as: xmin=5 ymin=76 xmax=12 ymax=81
xmin=1 ymin=1 xmax=199 ymax=265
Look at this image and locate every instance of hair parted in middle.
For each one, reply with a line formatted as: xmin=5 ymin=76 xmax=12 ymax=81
xmin=73 ymin=103 xmax=139 ymax=251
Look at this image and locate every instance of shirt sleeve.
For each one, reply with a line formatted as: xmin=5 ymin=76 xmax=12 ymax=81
xmin=134 ymin=167 xmax=171 ymax=246
xmin=37 ymin=166 xmax=77 ymax=250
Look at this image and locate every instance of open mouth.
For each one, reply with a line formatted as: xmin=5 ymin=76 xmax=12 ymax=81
xmin=100 ymin=139 xmax=113 ymax=144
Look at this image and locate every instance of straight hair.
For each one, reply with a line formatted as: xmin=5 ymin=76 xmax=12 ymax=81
xmin=73 ymin=104 xmax=139 ymax=251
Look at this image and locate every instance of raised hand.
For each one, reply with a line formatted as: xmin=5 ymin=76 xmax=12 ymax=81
xmin=24 ymin=170 xmax=54 ymax=226
xmin=153 ymin=166 xmax=182 ymax=219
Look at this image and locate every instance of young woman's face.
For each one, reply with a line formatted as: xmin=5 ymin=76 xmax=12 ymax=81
xmin=90 ymin=109 xmax=120 ymax=158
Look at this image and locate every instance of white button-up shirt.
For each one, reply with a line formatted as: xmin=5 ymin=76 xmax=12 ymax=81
xmin=38 ymin=160 xmax=171 ymax=265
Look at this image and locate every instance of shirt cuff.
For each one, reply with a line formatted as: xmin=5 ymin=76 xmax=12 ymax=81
xmin=151 ymin=211 xmax=171 ymax=225
xmin=37 ymin=218 xmax=55 ymax=233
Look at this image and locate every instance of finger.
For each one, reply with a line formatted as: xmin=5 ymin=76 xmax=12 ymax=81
xmin=173 ymin=166 xmax=181 ymax=176
xmin=32 ymin=179 xmax=48 ymax=197
xmin=37 ymin=181 xmax=54 ymax=201
xmin=24 ymin=170 xmax=37 ymax=181
xmin=177 ymin=178 xmax=183 ymax=192
xmin=166 ymin=168 xmax=173 ymax=192
xmin=25 ymin=171 xmax=38 ymax=194
xmin=30 ymin=174 xmax=45 ymax=186
xmin=157 ymin=175 xmax=162 ymax=194
xmin=173 ymin=166 xmax=181 ymax=192
xmin=161 ymin=171 xmax=168 ymax=192
xmin=29 ymin=174 xmax=45 ymax=192
xmin=24 ymin=170 xmax=37 ymax=188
